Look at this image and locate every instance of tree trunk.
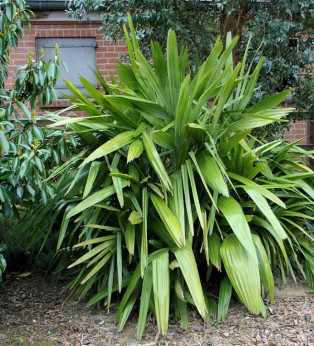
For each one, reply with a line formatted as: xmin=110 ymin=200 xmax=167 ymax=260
xmin=223 ymin=4 xmax=249 ymax=64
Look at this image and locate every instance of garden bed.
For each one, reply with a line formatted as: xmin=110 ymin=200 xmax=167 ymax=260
xmin=0 ymin=272 xmax=312 ymax=345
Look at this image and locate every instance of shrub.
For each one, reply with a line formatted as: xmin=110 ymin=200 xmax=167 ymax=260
xmin=0 ymin=111 xmax=78 ymax=218
xmin=35 ymin=15 xmax=313 ymax=338
xmin=0 ymin=0 xmax=77 ymax=276
xmin=0 ymin=0 xmax=73 ymax=219
xmin=0 ymin=215 xmax=58 ymax=272
xmin=0 ymin=242 xmax=6 ymax=284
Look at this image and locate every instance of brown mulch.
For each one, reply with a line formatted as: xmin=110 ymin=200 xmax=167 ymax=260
xmin=0 ymin=272 xmax=313 ymax=345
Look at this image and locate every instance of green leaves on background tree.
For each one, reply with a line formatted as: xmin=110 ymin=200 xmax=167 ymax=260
xmin=67 ymin=0 xmax=313 ymax=137
xmin=0 ymin=243 xmax=7 ymax=284
xmin=0 ymin=0 xmax=64 ymax=118
xmin=29 ymin=15 xmax=313 ymax=339
xmin=0 ymin=0 xmax=73 ymax=219
xmin=0 ymin=0 xmax=33 ymax=86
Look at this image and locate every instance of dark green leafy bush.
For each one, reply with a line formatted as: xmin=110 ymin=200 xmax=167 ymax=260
xmin=0 ymin=116 xmax=77 ymax=219
xmin=0 ymin=0 xmax=78 ymax=275
xmin=0 ymin=0 xmax=75 ymax=219
xmin=0 ymin=216 xmax=57 ymax=272
xmin=0 ymin=243 xmax=7 ymax=284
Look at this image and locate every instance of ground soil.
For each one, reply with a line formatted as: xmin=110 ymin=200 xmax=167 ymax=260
xmin=0 ymin=272 xmax=313 ymax=345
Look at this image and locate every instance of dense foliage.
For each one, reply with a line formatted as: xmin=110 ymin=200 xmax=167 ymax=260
xmin=29 ymin=16 xmax=314 ymax=338
xmin=67 ymin=0 xmax=313 ymax=136
xmin=243 ymin=0 xmax=313 ymax=136
xmin=67 ymin=0 xmax=219 ymax=59
xmin=0 ymin=0 xmax=77 ymax=280
xmin=1 ymin=0 xmax=313 ymax=335
xmin=0 ymin=0 xmax=74 ymax=219
xmin=0 ymin=243 xmax=6 ymax=284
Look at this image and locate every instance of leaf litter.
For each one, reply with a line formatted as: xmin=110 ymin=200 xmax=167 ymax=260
xmin=0 ymin=272 xmax=312 ymax=345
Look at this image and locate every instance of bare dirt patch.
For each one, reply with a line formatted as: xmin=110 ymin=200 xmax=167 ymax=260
xmin=0 ymin=272 xmax=313 ymax=345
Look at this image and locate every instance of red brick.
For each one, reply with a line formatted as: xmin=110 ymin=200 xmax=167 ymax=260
xmin=13 ymin=59 xmax=29 ymax=65
xmin=105 ymin=52 xmax=120 ymax=58
xmin=295 ymin=123 xmax=307 ymax=129
xmin=104 ymin=63 xmax=116 ymax=70
xmin=35 ymin=24 xmax=50 ymax=30
xmin=115 ymin=46 xmax=128 ymax=52
xmin=58 ymin=24 xmax=77 ymax=29
xmin=11 ymin=53 xmax=33 ymax=59
xmin=76 ymin=23 xmax=92 ymax=29
xmin=96 ymin=64 xmax=106 ymax=70
xmin=292 ymin=129 xmax=306 ymax=135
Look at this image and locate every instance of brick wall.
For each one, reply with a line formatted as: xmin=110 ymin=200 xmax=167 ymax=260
xmin=283 ymin=120 xmax=309 ymax=144
xmin=6 ymin=20 xmax=128 ymax=116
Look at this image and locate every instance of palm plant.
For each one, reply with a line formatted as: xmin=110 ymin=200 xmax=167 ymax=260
xmin=34 ymin=15 xmax=313 ymax=338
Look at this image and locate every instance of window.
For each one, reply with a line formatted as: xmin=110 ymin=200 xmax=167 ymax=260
xmin=36 ymin=37 xmax=97 ymax=98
